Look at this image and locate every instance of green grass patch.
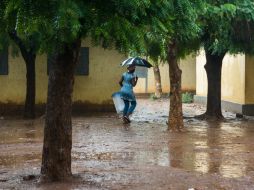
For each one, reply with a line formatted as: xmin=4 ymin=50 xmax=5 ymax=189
xmin=150 ymin=93 xmax=159 ymax=100
xmin=182 ymin=92 xmax=193 ymax=103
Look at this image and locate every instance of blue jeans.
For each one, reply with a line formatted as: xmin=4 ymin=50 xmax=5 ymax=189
xmin=123 ymin=100 xmax=137 ymax=116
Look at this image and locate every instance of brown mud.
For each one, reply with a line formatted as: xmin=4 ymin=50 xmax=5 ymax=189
xmin=0 ymin=99 xmax=254 ymax=189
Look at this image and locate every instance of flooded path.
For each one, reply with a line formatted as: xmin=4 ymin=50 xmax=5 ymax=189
xmin=1 ymin=99 xmax=254 ymax=189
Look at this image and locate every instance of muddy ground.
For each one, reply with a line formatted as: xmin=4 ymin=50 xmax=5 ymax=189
xmin=0 ymin=99 xmax=254 ymax=190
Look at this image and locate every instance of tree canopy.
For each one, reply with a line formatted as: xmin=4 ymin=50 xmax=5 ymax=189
xmin=200 ymin=0 xmax=254 ymax=55
xmin=0 ymin=0 xmax=175 ymax=55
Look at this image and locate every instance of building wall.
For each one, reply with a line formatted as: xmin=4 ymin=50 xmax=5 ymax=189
xmin=73 ymin=40 xmax=125 ymax=104
xmin=245 ymin=56 xmax=254 ymax=104
xmin=180 ymin=55 xmax=197 ymax=91
xmin=0 ymin=38 xmax=126 ymax=105
xmin=0 ymin=53 xmax=48 ymax=104
xmin=196 ymin=50 xmax=246 ymax=104
xmin=221 ymin=54 xmax=246 ymax=104
xmin=134 ymin=55 xmax=196 ymax=94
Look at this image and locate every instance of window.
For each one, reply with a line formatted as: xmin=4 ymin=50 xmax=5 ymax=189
xmin=47 ymin=47 xmax=89 ymax=76
xmin=135 ymin=66 xmax=148 ymax=78
xmin=0 ymin=50 xmax=8 ymax=75
xmin=76 ymin=47 xmax=89 ymax=75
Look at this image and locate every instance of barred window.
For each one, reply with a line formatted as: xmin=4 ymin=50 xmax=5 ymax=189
xmin=0 ymin=50 xmax=8 ymax=75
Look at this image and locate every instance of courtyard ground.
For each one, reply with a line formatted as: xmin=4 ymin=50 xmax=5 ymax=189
xmin=0 ymin=98 xmax=254 ymax=189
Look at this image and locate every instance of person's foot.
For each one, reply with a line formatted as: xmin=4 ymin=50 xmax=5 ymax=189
xmin=123 ymin=116 xmax=131 ymax=124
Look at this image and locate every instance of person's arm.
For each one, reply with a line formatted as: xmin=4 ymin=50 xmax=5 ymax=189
xmin=119 ymin=75 xmax=124 ymax=87
xmin=131 ymin=75 xmax=138 ymax=87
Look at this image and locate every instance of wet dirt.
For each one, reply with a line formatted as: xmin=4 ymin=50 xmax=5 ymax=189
xmin=0 ymin=99 xmax=254 ymax=189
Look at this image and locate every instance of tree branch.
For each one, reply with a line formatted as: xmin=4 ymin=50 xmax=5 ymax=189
xmin=8 ymin=30 xmax=27 ymax=52
xmin=8 ymin=30 xmax=36 ymax=62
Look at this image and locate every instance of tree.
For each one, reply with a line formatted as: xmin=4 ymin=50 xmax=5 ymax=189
xmin=0 ymin=1 xmax=41 ymax=119
xmin=197 ymin=0 xmax=254 ymax=119
xmin=9 ymin=33 xmax=38 ymax=119
xmin=144 ymin=36 xmax=167 ymax=98
xmin=128 ymin=1 xmax=201 ymax=131
xmin=1 ymin=0 xmax=81 ymax=181
xmin=164 ymin=0 xmax=201 ymax=131
xmin=153 ymin=62 xmax=163 ymax=98
xmin=127 ymin=1 xmax=172 ymax=100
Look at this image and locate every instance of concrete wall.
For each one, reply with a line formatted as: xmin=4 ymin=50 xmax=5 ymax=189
xmin=196 ymin=50 xmax=246 ymax=104
xmin=0 ymin=38 xmax=125 ymax=106
xmin=245 ymin=56 xmax=254 ymax=104
xmin=134 ymin=55 xmax=196 ymax=94
xmin=0 ymin=53 xmax=48 ymax=104
xmin=73 ymin=39 xmax=125 ymax=105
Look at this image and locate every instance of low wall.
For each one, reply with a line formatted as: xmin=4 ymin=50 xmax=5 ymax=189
xmin=0 ymin=101 xmax=115 ymax=117
xmin=194 ymin=95 xmax=254 ymax=116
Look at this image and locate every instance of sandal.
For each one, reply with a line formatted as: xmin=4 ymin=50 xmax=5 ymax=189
xmin=123 ymin=116 xmax=131 ymax=124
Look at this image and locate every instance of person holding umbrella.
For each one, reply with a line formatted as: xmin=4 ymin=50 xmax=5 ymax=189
xmin=118 ymin=57 xmax=152 ymax=124
xmin=119 ymin=64 xmax=138 ymax=123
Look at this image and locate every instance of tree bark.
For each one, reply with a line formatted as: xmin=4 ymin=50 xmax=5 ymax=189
xmin=153 ymin=61 xmax=163 ymax=98
xmin=167 ymin=41 xmax=184 ymax=132
xmin=40 ymin=39 xmax=81 ymax=182
xmin=202 ymin=50 xmax=226 ymax=119
xmin=23 ymin=54 xmax=36 ymax=119
xmin=8 ymin=31 xmax=36 ymax=119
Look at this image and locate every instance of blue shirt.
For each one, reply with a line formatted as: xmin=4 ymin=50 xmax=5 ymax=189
xmin=120 ymin=72 xmax=137 ymax=101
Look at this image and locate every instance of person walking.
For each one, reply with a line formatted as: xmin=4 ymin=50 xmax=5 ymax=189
xmin=119 ymin=64 xmax=138 ymax=123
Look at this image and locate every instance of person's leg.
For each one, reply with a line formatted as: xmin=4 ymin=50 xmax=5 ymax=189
xmin=123 ymin=100 xmax=130 ymax=116
xmin=122 ymin=100 xmax=131 ymax=123
xmin=127 ymin=100 xmax=137 ymax=116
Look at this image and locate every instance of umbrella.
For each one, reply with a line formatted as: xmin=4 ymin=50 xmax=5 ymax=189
xmin=121 ymin=57 xmax=152 ymax=68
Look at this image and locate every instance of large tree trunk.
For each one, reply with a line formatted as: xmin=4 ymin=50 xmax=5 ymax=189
xmin=201 ymin=50 xmax=226 ymax=119
xmin=23 ymin=55 xmax=36 ymax=119
xmin=167 ymin=42 xmax=184 ymax=132
xmin=153 ymin=61 xmax=162 ymax=98
xmin=41 ymin=39 xmax=81 ymax=182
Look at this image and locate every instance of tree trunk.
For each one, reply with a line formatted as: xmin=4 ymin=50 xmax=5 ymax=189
xmin=153 ymin=61 xmax=163 ymax=98
xmin=23 ymin=55 xmax=36 ymax=119
xmin=202 ymin=50 xmax=226 ymax=119
xmin=167 ymin=42 xmax=184 ymax=132
xmin=41 ymin=39 xmax=81 ymax=182
xmin=8 ymin=31 xmax=37 ymax=119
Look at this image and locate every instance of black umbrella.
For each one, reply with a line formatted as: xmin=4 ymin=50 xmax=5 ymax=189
xmin=121 ymin=57 xmax=152 ymax=68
